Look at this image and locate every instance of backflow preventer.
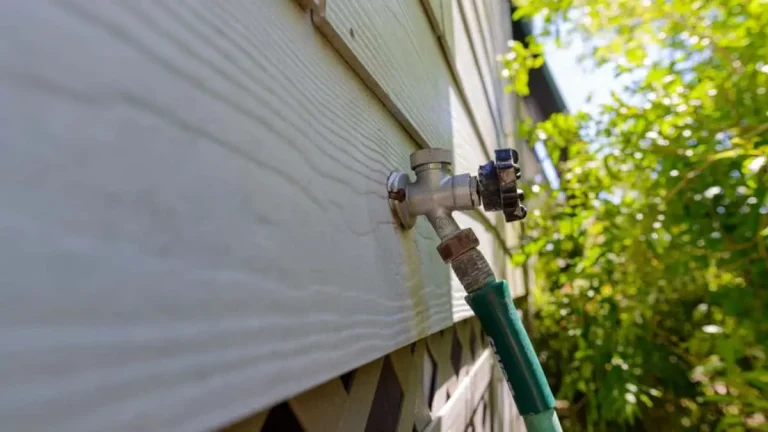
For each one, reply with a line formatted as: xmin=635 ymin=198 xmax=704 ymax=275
xmin=387 ymin=148 xmax=562 ymax=432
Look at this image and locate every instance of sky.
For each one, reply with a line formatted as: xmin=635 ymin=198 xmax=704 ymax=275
xmin=541 ymin=37 xmax=618 ymax=113
xmin=529 ymin=36 xmax=622 ymax=188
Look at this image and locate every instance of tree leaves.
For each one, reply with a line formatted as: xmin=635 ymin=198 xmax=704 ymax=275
xmin=502 ymin=0 xmax=768 ymax=430
xmin=499 ymin=39 xmax=545 ymax=96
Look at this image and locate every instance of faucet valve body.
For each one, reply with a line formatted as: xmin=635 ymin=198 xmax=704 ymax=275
xmin=387 ymin=148 xmax=527 ymax=292
xmin=387 ymin=148 xmax=527 ymax=232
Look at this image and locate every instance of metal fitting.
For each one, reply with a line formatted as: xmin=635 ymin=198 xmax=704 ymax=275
xmin=387 ymin=149 xmax=480 ymax=235
xmin=436 ymin=228 xmax=479 ymax=262
xmin=438 ymin=228 xmax=495 ymax=292
xmin=387 ymin=148 xmax=528 ymax=293
xmin=450 ymin=248 xmax=495 ymax=292
xmin=388 ymin=148 xmax=527 ymax=232
xmin=410 ymin=148 xmax=452 ymax=168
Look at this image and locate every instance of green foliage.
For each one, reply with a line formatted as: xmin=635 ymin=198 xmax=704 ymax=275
xmin=500 ymin=38 xmax=545 ymax=95
xmin=504 ymin=0 xmax=768 ymax=430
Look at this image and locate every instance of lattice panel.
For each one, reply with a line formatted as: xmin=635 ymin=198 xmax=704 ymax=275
xmin=221 ymin=317 xmax=523 ymax=432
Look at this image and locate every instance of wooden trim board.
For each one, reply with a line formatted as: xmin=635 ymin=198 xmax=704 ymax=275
xmin=424 ymin=349 xmax=494 ymax=432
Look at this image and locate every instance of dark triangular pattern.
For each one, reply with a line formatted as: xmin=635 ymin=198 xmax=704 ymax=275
xmin=468 ymin=326 xmax=477 ymax=359
xmin=450 ymin=329 xmax=462 ymax=375
xmin=478 ymin=399 xmax=487 ymax=430
xmin=340 ymin=369 xmax=356 ymax=394
xmin=422 ymin=346 xmax=438 ymax=409
xmin=476 ymin=327 xmax=487 ymax=356
xmin=365 ymin=356 xmax=403 ymax=432
xmin=261 ymin=402 xmax=303 ymax=432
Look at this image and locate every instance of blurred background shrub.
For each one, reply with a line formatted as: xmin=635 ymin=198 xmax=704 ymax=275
xmin=503 ymin=0 xmax=768 ymax=429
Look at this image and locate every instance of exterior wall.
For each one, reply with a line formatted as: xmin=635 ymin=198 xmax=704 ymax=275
xmin=0 ymin=0 xmax=536 ymax=430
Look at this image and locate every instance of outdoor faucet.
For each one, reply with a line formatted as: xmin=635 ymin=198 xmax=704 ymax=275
xmin=387 ymin=147 xmax=527 ymax=292
xmin=386 ymin=148 xmax=562 ymax=432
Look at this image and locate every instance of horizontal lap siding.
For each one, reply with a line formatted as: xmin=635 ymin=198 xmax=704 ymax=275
xmin=0 ymin=0 xmax=526 ymax=430
xmin=314 ymin=0 xmax=518 ymax=316
xmin=0 ymin=1 xmax=469 ymax=430
xmin=318 ymin=0 xmax=453 ymax=152
xmin=457 ymin=0 xmax=505 ymax=146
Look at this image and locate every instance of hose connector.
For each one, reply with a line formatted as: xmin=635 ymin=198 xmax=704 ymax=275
xmin=387 ymin=148 xmax=527 ymax=292
xmin=387 ymin=148 xmax=527 ymax=232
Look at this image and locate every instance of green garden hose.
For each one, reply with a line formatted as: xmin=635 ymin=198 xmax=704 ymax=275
xmin=465 ymin=280 xmax=562 ymax=432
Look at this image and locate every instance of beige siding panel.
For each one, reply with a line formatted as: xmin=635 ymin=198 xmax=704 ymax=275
xmin=315 ymin=0 xmax=514 ymax=314
xmin=318 ymin=0 xmax=453 ymax=152
xmin=502 ymin=87 xmax=518 ymax=150
xmin=482 ymin=0 xmax=512 ymax=71
xmin=476 ymin=0 xmax=518 ymax=153
xmin=424 ymin=0 xmax=503 ymax=155
xmin=0 ymin=1 xmax=509 ymax=430
xmin=457 ymin=0 xmax=503 ymax=139
xmin=471 ymin=0 xmax=498 ymax=67
xmin=445 ymin=0 xmax=502 ymax=154
xmin=328 ymin=0 xmax=500 ymax=158
xmin=417 ymin=0 xmax=452 ymax=70
xmin=502 ymin=94 xmax=517 ymax=154
xmin=476 ymin=0 xmax=510 ymax=128
xmin=486 ymin=0 xmax=523 ymax=289
xmin=420 ymin=0 xmax=512 ymax=156
xmin=423 ymin=0 xmax=444 ymax=35
xmin=419 ymin=0 xmax=454 ymax=66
